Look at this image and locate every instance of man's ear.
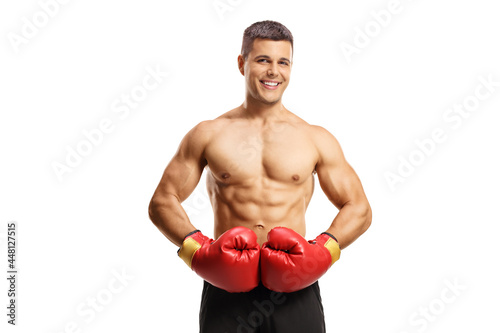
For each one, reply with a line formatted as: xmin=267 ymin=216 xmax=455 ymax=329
xmin=237 ymin=54 xmax=245 ymax=76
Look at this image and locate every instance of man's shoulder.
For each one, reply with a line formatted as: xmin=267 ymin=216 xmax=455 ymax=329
xmin=296 ymin=120 xmax=336 ymax=142
xmin=300 ymin=123 xmax=342 ymax=158
xmin=195 ymin=108 xmax=240 ymax=128
xmin=190 ymin=116 xmax=231 ymax=133
xmin=185 ymin=114 xmax=235 ymax=145
xmin=307 ymin=124 xmax=335 ymax=138
xmin=285 ymin=112 xmax=333 ymax=135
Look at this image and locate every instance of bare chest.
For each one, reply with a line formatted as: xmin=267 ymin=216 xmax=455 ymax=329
xmin=204 ymin=125 xmax=318 ymax=184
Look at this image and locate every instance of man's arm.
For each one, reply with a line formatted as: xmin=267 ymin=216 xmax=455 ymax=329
xmin=148 ymin=121 xmax=261 ymax=292
xmin=313 ymin=126 xmax=372 ymax=249
xmin=148 ymin=121 xmax=211 ymax=247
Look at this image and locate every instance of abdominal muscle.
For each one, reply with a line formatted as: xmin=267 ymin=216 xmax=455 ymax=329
xmin=207 ymin=170 xmax=314 ymax=246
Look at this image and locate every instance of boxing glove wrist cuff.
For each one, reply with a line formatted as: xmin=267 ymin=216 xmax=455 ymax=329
xmin=178 ymin=230 xmax=203 ymax=268
xmin=321 ymin=232 xmax=338 ymax=244
xmin=319 ymin=232 xmax=341 ymax=265
xmin=182 ymin=229 xmax=201 ymax=240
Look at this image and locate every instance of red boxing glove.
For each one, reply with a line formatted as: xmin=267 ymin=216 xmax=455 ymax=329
xmin=178 ymin=226 xmax=260 ymax=292
xmin=261 ymin=227 xmax=341 ymax=293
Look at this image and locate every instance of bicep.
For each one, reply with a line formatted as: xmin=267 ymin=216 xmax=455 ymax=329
xmin=158 ymin=154 xmax=206 ymax=202
xmin=317 ymin=159 xmax=365 ymax=210
xmin=153 ymin=124 xmax=209 ymax=203
xmin=314 ymin=128 xmax=366 ymax=210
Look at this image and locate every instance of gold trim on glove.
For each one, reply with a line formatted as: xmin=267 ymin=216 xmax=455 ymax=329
xmin=324 ymin=238 xmax=341 ymax=266
xmin=178 ymin=237 xmax=201 ymax=268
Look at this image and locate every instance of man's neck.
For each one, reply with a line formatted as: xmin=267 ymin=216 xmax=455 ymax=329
xmin=241 ymin=98 xmax=285 ymax=121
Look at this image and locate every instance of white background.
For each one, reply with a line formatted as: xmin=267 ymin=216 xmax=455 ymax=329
xmin=1 ymin=0 xmax=499 ymax=332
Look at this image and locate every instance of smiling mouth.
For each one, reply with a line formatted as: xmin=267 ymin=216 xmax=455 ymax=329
xmin=260 ymin=80 xmax=281 ymax=88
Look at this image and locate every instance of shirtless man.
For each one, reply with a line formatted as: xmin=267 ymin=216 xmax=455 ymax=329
xmin=149 ymin=20 xmax=372 ymax=333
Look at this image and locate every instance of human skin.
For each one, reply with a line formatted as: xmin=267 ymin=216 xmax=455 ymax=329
xmin=149 ymin=38 xmax=372 ymax=247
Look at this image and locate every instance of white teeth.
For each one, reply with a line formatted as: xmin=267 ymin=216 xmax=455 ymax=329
xmin=262 ymin=81 xmax=279 ymax=86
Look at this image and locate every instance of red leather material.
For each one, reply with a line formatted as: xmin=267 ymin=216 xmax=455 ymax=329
xmin=261 ymin=227 xmax=336 ymax=293
xmin=191 ymin=227 xmax=260 ymax=293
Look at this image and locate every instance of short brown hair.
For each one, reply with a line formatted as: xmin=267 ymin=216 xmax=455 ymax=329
xmin=241 ymin=20 xmax=294 ymax=60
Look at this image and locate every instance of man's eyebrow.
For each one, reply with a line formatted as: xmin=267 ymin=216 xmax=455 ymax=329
xmin=254 ymin=55 xmax=291 ymax=63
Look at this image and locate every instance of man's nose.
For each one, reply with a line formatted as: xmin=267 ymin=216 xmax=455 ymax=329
xmin=267 ymin=62 xmax=278 ymax=77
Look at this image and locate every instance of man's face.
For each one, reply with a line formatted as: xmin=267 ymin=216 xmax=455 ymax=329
xmin=238 ymin=38 xmax=293 ymax=106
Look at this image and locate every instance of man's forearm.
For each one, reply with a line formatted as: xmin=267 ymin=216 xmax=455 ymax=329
xmin=326 ymin=201 xmax=371 ymax=249
xmin=148 ymin=194 xmax=197 ymax=247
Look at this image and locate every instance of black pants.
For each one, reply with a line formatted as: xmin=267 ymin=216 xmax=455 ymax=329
xmin=199 ymin=281 xmax=326 ymax=333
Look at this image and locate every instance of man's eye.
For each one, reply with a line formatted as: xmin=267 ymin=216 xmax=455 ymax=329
xmin=258 ymin=59 xmax=269 ymax=63
xmin=280 ymin=61 xmax=289 ymax=66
